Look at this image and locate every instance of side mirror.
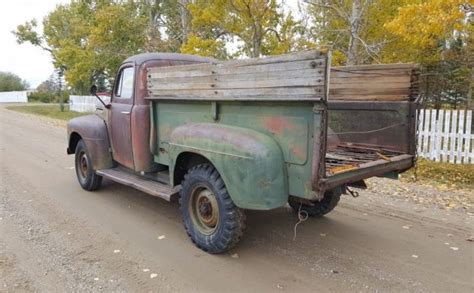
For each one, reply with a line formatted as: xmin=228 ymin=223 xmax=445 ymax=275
xmin=90 ymin=84 xmax=98 ymax=96
xmin=90 ymin=84 xmax=110 ymax=109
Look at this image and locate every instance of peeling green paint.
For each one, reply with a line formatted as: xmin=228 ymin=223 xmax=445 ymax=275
xmin=151 ymin=101 xmax=323 ymax=209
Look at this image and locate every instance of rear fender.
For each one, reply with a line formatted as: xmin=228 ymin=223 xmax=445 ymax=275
xmin=169 ymin=123 xmax=288 ymax=210
xmin=67 ymin=114 xmax=113 ymax=170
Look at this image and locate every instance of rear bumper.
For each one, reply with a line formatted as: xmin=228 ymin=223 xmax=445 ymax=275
xmin=320 ymin=154 xmax=414 ymax=191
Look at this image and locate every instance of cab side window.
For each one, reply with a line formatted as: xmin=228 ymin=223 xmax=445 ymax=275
xmin=114 ymin=67 xmax=134 ymax=99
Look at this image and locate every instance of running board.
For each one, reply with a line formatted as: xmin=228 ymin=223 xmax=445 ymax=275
xmin=96 ymin=168 xmax=179 ymax=201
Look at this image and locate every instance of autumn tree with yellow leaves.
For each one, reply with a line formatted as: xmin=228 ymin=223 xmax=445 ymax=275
xmin=385 ymin=0 xmax=472 ymax=108
xmin=181 ymin=0 xmax=313 ymax=58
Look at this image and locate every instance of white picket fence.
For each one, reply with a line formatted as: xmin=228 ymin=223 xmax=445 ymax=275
xmin=69 ymin=95 xmax=110 ymax=112
xmin=417 ymin=109 xmax=473 ymax=164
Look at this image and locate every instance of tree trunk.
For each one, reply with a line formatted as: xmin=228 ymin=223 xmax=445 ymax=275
xmin=179 ymin=0 xmax=191 ymax=44
xmin=347 ymin=0 xmax=362 ymax=65
xmin=252 ymin=21 xmax=262 ymax=58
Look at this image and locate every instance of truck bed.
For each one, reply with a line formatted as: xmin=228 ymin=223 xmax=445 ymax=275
xmin=324 ymin=143 xmax=413 ymax=186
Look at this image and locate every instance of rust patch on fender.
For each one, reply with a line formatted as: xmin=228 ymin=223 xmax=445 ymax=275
xmin=262 ymin=116 xmax=296 ymax=135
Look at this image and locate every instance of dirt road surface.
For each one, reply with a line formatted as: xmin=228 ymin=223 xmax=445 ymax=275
xmin=1 ymin=105 xmax=473 ymax=292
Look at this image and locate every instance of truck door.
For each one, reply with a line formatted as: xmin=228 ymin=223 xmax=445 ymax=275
xmin=109 ymin=65 xmax=135 ymax=169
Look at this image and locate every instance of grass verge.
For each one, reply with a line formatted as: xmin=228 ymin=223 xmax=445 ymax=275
xmin=6 ymin=104 xmax=90 ymax=121
xmin=400 ymin=158 xmax=474 ymax=189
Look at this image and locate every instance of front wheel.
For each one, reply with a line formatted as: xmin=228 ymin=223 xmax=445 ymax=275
xmin=289 ymin=188 xmax=341 ymax=217
xmin=75 ymin=139 xmax=102 ymax=191
xmin=179 ymin=164 xmax=246 ymax=254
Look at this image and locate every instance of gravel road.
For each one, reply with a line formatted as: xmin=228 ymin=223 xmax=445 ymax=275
xmin=1 ymin=105 xmax=473 ymax=292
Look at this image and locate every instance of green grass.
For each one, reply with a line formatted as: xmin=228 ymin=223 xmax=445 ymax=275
xmin=6 ymin=104 xmax=90 ymax=121
xmin=400 ymin=158 xmax=474 ymax=188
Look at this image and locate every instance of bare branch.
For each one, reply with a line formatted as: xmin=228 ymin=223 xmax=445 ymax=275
xmin=356 ymin=36 xmax=381 ymax=63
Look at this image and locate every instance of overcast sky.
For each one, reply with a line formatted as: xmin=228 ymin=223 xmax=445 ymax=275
xmin=0 ymin=1 xmax=303 ymax=89
xmin=0 ymin=0 xmax=69 ymax=88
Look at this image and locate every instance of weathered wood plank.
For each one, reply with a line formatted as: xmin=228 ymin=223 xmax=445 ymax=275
xmin=330 ymin=75 xmax=412 ymax=84
xmin=330 ymin=88 xmax=412 ymax=96
xmin=222 ymin=50 xmax=323 ymax=66
xmin=149 ymin=87 xmax=323 ymax=97
xmin=331 ymin=69 xmax=414 ymax=79
xmin=145 ymin=94 xmax=320 ymax=101
xmin=329 ymin=82 xmax=412 ymax=90
xmin=332 ymin=63 xmax=418 ymax=71
xmin=149 ymin=59 xmax=326 ymax=79
xmin=149 ymin=77 xmax=324 ymax=90
xmin=328 ymin=95 xmax=408 ymax=101
xmin=149 ymin=68 xmax=325 ymax=84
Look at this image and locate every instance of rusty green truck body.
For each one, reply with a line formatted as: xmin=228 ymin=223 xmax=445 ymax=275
xmin=67 ymin=50 xmax=418 ymax=253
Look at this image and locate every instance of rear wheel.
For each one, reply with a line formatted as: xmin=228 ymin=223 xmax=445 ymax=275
xmin=289 ymin=188 xmax=341 ymax=217
xmin=75 ymin=139 xmax=102 ymax=191
xmin=179 ymin=164 xmax=246 ymax=254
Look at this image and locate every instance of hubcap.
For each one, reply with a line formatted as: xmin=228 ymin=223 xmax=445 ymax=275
xmin=78 ymin=151 xmax=88 ymax=179
xmin=189 ymin=186 xmax=219 ymax=235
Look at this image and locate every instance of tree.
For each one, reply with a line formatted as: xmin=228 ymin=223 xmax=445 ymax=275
xmin=0 ymin=72 xmax=29 ymax=92
xmin=385 ymin=1 xmax=472 ymax=109
xmin=181 ymin=0 xmax=311 ymax=58
xmin=36 ymin=74 xmax=59 ymax=93
xmin=137 ymin=0 xmax=187 ymax=52
xmin=384 ymin=0 xmax=470 ymax=64
xmin=303 ymin=0 xmax=407 ymax=65
xmin=14 ymin=1 xmax=152 ymax=93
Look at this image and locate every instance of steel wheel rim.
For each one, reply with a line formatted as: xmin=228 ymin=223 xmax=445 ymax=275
xmin=78 ymin=150 xmax=88 ymax=180
xmin=189 ymin=185 xmax=219 ymax=235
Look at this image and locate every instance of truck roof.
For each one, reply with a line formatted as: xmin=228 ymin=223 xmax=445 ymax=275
xmin=124 ymin=53 xmax=214 ymax=65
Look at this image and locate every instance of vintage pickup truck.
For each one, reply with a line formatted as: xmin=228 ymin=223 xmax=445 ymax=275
xmin=67 ymin=50 xmax=419 ymax=253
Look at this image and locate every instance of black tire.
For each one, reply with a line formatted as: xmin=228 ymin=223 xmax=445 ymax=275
xmin=179 ymin=164 xmax=246 ymax=254
xmin=75 ymin=139 xmax=102 ymax=191
xmin=289 ymin=188 xmax=341 ymax=217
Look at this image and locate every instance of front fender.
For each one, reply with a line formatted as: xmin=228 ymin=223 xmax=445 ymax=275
xmin=67 ymin=114 xmax=113 ymax=170
xmin=169 ymin=123 xmax=288 ymax=210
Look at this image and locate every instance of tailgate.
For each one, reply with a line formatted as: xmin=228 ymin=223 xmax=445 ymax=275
xmin=318 ymin=64 xmax=419 ymax=191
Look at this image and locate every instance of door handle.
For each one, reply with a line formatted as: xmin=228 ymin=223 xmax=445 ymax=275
xmin=121 ymin=111 xmax=131 ymax=115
